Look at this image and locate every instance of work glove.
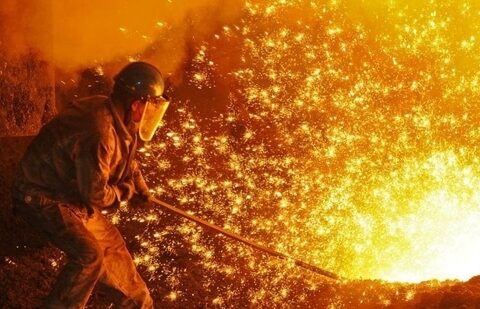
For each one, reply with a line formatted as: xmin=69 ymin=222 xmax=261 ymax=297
xmin=116 ymin=179 xmax=136 ymax=201
xmin=129 ymin=190 xmax=154 ymax=208
xmin=138 ymin=189 xmax=152 ymax=202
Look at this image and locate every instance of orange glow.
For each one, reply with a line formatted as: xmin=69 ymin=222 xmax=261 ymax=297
xmin=15 ymin=0 xmax=480 ymax=305
xmin=137 ymin=0 xmax=480 ymax=285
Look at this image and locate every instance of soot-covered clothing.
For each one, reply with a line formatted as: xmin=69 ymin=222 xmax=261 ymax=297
xmin=12 ymin=95 xmax=153 ymax=308
xmin=13 ymin=95 xmax=149 ymax=211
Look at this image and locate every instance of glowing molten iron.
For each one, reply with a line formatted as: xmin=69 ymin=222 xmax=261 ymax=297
xmin=355 ymin=151 xmax=480 ymax=282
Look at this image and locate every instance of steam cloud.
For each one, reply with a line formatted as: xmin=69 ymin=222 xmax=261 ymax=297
xmin=0 ymin=0 xmax=244 ymax=78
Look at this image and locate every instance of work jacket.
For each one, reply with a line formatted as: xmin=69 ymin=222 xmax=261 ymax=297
xmin=13 ymin=95 xmax=148 ymax=211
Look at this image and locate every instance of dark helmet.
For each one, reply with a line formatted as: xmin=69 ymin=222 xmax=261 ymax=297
xmin=113 ymin=62 xmax=165 ymax=101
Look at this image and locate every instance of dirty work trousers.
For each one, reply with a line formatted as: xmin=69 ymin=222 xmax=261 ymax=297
xmin=15 ymin=201 xmax=153 ymax=309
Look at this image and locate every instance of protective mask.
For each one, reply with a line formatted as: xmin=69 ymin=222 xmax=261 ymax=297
xmin=139 ymin=97 xmax=170 ymax=142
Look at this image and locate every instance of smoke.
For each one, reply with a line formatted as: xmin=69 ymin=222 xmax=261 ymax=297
xmin=0 ymin=0 xmax=51 ymax=59
xmin=1 ymin=0 xmax=244 ymax=78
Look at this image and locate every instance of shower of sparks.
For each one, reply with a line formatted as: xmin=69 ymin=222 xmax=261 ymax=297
xmin=109 ymin=0 xmax=480 ymax=306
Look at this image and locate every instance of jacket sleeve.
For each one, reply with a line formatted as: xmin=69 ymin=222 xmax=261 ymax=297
xmin=74 ymin=129 xmax=119 ymax=208
xmin=130 ymin=160 xmax=150 ymax=197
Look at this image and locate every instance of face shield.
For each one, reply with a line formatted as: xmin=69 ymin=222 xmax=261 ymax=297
xmin=138 ymin=95 xmax=170 ymax=142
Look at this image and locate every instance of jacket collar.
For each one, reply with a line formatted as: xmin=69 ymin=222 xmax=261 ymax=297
xmin=106 ymin=98 xmax=134 ymax=143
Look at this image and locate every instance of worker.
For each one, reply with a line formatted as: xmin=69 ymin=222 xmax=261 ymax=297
xmin=12 ymin=61 xmax=170 ymax=308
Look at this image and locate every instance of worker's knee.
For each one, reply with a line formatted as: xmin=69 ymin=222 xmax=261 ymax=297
xmin=104 ymin=227 xmax=128 ymax=253
xmin=76 ymin=243 xmax=104 ymax=271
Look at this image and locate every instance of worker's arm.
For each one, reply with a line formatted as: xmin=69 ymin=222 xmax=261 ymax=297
xmin=74 ymin=129 xmax=124 ymax=208
xmin=130 ymin=160 xmax=150 ymax=200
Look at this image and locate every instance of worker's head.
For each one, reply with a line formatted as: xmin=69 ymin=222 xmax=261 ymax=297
xmin=112 ymin=61 xmax=170 ymax=141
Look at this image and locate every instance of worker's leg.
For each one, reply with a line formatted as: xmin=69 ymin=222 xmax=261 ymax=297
xmin=85 ymin=208 xmax=153 ymax=309
xmin=15 ymin=202 xmax=104 ymax=309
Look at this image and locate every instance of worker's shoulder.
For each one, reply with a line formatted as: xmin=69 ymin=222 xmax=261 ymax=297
xmin=74 ymin=95 xmax=109 ymax=105
xmin=72 ymin=95 xmax=113 ymax=124
xmin=63 ymin=95 xmax=115 ymax=138
xmin=72 ymin=95 xmax=110 ymax=114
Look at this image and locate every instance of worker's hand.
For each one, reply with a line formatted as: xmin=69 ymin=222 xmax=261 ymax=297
xmin=129 ymin=191 xmax=154 ymax=208
xmin=116 ymin=180 xmax=136 ymax=201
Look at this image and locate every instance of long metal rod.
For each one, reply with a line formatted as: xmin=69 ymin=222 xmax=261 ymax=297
xmin=151 ymin=197 xmax=339 ymax=280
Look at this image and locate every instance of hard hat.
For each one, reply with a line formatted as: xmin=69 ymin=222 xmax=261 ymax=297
xmin=113 ymin=62 xmax=170 ymax=142
xmin=114 ymin=61 xmax=165 ymax=101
